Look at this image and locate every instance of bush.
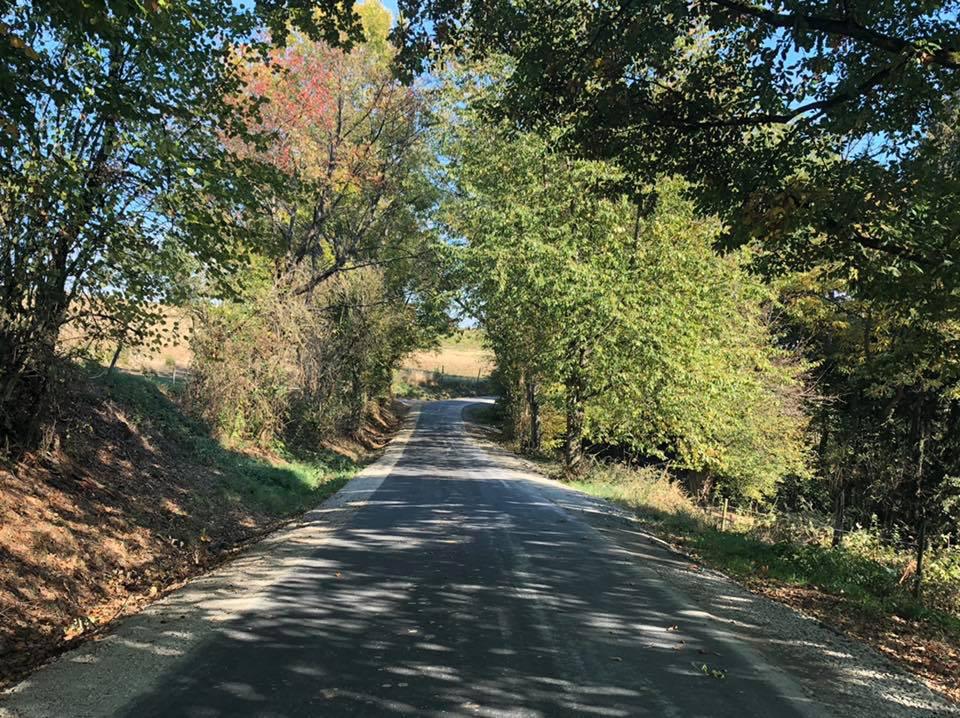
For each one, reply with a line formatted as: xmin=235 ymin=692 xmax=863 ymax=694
xmin=926 ymin=548 xmax=960 ymax=615
xmin=570 ymin=464 xmax=701 ymax=531
xmin=188 ymin=264 xmax=419 ymax=449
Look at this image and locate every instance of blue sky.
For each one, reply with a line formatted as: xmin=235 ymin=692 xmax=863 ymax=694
xmin=378 ymin=0 xmax=400 ymax=25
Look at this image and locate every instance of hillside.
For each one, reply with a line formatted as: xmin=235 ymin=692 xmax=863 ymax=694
xmin=0 ymin=372 xmax=402 ymax=687
xmin=404 ymin=330 xmax=494 ymax=378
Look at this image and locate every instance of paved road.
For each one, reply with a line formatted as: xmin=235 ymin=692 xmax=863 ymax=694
xmin=2 ymin=400 xmax=953 ymax=717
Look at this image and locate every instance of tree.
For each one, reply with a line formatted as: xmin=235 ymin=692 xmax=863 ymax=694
xmin=0 ymin=0 xmax=276 ymax=447
xmin=231 ymin=0 xmax=432 ymax=296
xmin=402 ymin=4 xmax=960 ymax=571
xmin=439 ymin=66 xmax=809 ymax=493
xmin=188 ymin=0 xmax=453 ymax=446
xmin=394 ymin=1 xmax=960 ymax=278
xmin=0 ymin=0 xmax=366 ymax=152
xmin=395 ymin=1 xmax=960 ymax=152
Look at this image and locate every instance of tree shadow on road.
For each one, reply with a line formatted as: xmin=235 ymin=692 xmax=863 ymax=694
xmin=14 ymin=400 xmax=951 ymax=718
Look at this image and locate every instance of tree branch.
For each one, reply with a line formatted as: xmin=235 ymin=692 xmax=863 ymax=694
xmin=707 ymin=0 xmax=960 ymax=69
xmin=660 ymin=54 xmax=909 ymax=129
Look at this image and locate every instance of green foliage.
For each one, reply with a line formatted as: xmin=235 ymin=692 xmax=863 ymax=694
xmin=411 ymin=2 xmax=960 ymax=591
xmin=0 ymin=0 xmax=367 ymax=149
xmin=189 ymin=262 xmax=425 ymax=447
xmin=0 ymin=0 xmax=277 ymax=446
xmin=183 ymin=11 xmax=453 ymax=448
xmin=0 ymin=0 xmax=449 ymax=453
xmin=395 ymin=1 xmax=960 ymax=230
xmin=439 ymin=69 xmax=810 ymax=495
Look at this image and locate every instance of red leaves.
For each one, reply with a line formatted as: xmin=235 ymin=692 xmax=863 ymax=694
xmin=233 ymin=37 xmax=415 ymax=186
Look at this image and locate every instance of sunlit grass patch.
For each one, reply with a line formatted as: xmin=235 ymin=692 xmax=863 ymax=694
xmin=571 ymin=464 xmax=960 ymax=639
xmin=102 ymin=370 xmax=357 ymax=517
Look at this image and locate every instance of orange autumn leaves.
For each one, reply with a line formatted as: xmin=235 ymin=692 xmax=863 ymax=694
xmin=232 ymin=21 xmax=417 ymax=195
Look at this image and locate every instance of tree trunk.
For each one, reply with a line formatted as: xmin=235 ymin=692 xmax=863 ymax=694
xmin=563 ymin=394 xmax=585 ymax=474
xmin=563 ymin=347 xmax=587 ymax=475
xmin=914 ymin=514 xmax=927 ymax=600
xmin=108 ymin=342 xmax=124 ymax=375
xmin=831 ymin=478 xmax=845 ymax=548
xmin=526 ymin=379 xmax=541 ymax=452
xmin=350 ymin=370 xmax=367 ymax=434
xmin=913 ymin=403 xmax=928 ymax=599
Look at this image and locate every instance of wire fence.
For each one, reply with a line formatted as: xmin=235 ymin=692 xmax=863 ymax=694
xmin=113 ymin=365 xmax=191 ymax=387
xmin=703 ymin=499 xmax=854 ymax=542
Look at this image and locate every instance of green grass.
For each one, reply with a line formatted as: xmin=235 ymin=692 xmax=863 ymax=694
xmin=571 ymin=473 xmax=960 ymax=639
xmin=102 ymin=371 xmax=358 ymax=517
xmin=392 ymin=372 xmax=493 ymax=399
xmin=461 ymin=401 xmax=502 ymax=426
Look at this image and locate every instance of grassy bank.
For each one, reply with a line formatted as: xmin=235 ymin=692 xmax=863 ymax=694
xmin=105 ymin=371 xmax=358 ymax=516
xmin=570 ymin=467 xmax=960 ymax=701
xmin=0 ymin=369 xmax=395 ymax=688
xmin=392 ymin=367 xmax=493 ymax=399
xmin=571 ymin=468 xmax=960 ymax=629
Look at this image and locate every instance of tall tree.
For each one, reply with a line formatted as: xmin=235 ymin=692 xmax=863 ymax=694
xmin=188 ymin=0 xmax=453 ymax=445
xmin=439 ymin=66 xmax=809 ymax=492
xmin=0 ymin=0 xmax=278 ymax=446
xmin=232 ymin=0 xmax=433 ymax=296
xmin=0 ymin=0 xmax=366 ymax=152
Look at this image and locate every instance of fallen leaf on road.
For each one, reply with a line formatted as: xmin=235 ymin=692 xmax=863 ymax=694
xmin=692 ymin=662 xmax=726 ymax=679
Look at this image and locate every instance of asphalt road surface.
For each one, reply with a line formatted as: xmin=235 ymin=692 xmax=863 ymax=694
xmin=2 ymin=400 xmax=955 ymax=718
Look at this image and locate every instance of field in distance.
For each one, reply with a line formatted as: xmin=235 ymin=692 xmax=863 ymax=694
xmin=64 ymin=311 xmax=494 ymax=382
xmin=404 ymin=330 xmax=494 ymax=379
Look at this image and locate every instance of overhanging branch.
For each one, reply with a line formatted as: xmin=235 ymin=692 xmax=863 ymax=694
xmin=708 ymin=0 xmax=960 ymax=70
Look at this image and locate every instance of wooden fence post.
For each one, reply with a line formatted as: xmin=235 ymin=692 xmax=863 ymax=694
xmin=720 ymin=498 xmax=729 ymax=532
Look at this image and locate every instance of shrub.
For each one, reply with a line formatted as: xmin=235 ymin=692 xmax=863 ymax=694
xmin=189 ymin=264 xmax=419 ymax=449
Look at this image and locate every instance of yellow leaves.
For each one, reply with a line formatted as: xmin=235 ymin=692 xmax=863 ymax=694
xmin=63 ymin=615 xmax=97 ymax=641
xmin=356 ymin=0 xmax=392 ymax=46
xmin=692 ymin=662 xmax=727 ymax=679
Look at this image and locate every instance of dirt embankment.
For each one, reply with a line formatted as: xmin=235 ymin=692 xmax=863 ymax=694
xmin=0 ymin=376 xmax=403 ymax=688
